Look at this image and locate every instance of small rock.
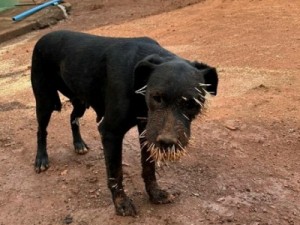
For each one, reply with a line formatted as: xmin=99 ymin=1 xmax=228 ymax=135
xmin=224 ymin=120 xmax=239 ymax=131
xmin=87 ymin=177 xmax=98 ymax=183
xmin=217 ymin=197 xmax=225 ymax=202
xmin=64 ymin=215 xmax=73 ymax=224
xmin=262 ymin=208 xmax=267 ymax=213
xmin=288 ymin=128 xmax=295 ymax=133
xmin=226 ymin=218 xmax=233 ymax=222
xmin=60 ymin=169 xmax=68 ymax=176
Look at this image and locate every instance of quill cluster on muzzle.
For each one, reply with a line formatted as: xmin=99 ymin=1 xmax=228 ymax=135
xmin=147 ymin=143 xmax=188 ymax=163
xmin=140 ymin=129 xmax=188 ymax=164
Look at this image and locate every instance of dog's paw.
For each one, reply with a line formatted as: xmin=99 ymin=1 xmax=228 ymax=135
xmin=74 ymin=141 xmax=89 ymax=154
xmin=114 ymin=195 xmax=137 ymax=217
xmin=149 ymin=188 xmax=176 ymax=204
xmin=35 ymin=153 xmax=49 ymax=173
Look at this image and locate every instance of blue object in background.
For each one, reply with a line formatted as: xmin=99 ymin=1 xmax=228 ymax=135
xmin=12 ymin=0 xmax=62 ymax=21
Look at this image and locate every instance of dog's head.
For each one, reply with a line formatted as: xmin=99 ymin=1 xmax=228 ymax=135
xmin=134 ymin=54 xmax=218 ymax=163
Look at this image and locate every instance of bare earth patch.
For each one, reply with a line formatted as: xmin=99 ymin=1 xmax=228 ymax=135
xmin=0 ymin=0 xmax=299 ymax=224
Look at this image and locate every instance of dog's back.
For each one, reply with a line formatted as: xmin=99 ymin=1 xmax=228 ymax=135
xmin=32 ymin=30 xmax=161 ymax=66
xmin=31 ymin=30 xmax=166 ymax=112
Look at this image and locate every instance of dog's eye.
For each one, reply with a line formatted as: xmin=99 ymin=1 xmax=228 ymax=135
xmin=152 ymin=95 xmax=162 ymax=103
xmin=180 ymin=98 xmax=202 ymax=120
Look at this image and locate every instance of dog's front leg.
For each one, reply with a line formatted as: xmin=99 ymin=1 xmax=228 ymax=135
xmin=101 ymin=130 xmax=137 ymax=216
xmin=138 ymin=122 xmax=175 ymax=204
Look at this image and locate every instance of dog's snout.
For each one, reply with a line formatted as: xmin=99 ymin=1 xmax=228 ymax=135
xmin=156 ymin=134 xmax=177 ymax=146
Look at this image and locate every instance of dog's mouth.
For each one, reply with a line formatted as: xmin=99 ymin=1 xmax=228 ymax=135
xmin=145 ymin=142 xmax=188 ymax=163
xmin=139 ymin=129 xmax=190 ymax=164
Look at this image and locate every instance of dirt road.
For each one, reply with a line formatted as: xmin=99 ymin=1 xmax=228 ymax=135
xmin=0 ymin=0 xmax=299 ymax=224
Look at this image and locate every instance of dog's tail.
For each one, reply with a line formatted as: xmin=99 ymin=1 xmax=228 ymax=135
xmin=31 ymin=44 xmax=62 ymax=112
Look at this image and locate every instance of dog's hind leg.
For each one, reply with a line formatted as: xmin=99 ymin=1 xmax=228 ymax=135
xmin=35 ymin=104 xmax=52 ymax=173
xmin=70 ymin=98 xmax=89 ymax=154
xmin=32 ymin=58 xmax=62 ymax=173
xmin=33 ymin=80 xmax=61 ymax=173
xmin=32 ymin=84 xmax=60 ymax=173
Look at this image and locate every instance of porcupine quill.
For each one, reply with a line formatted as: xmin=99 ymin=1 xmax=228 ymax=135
xmin=135 ymin=85 xmax=147 ymax=95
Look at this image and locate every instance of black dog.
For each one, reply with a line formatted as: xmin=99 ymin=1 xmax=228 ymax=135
xmin=31 ymin=30 xmax=218 ymax=216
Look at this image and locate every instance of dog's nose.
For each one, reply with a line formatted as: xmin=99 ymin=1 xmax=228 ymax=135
xmin=156 ymin=134 xmax=177 ymax=146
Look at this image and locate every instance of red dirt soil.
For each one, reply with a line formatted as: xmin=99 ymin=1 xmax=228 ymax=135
xmin=0 ymin=0 xmax=299 ymax=224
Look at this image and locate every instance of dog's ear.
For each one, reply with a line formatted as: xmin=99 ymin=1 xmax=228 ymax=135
xmin=134 ymin=54 xmax=164 ymax=94
xmin=192 ymin=61 xmax=219 ymax=96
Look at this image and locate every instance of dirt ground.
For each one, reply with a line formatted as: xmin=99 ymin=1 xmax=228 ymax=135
xmin=0 ymin=0 xmax=300 ymax=224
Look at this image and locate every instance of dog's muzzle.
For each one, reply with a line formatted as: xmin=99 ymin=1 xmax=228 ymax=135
xmin=146 ymin=142 xmax=187 ymax=163
xmin=144 ymin=133 xmax=188 ymax=163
